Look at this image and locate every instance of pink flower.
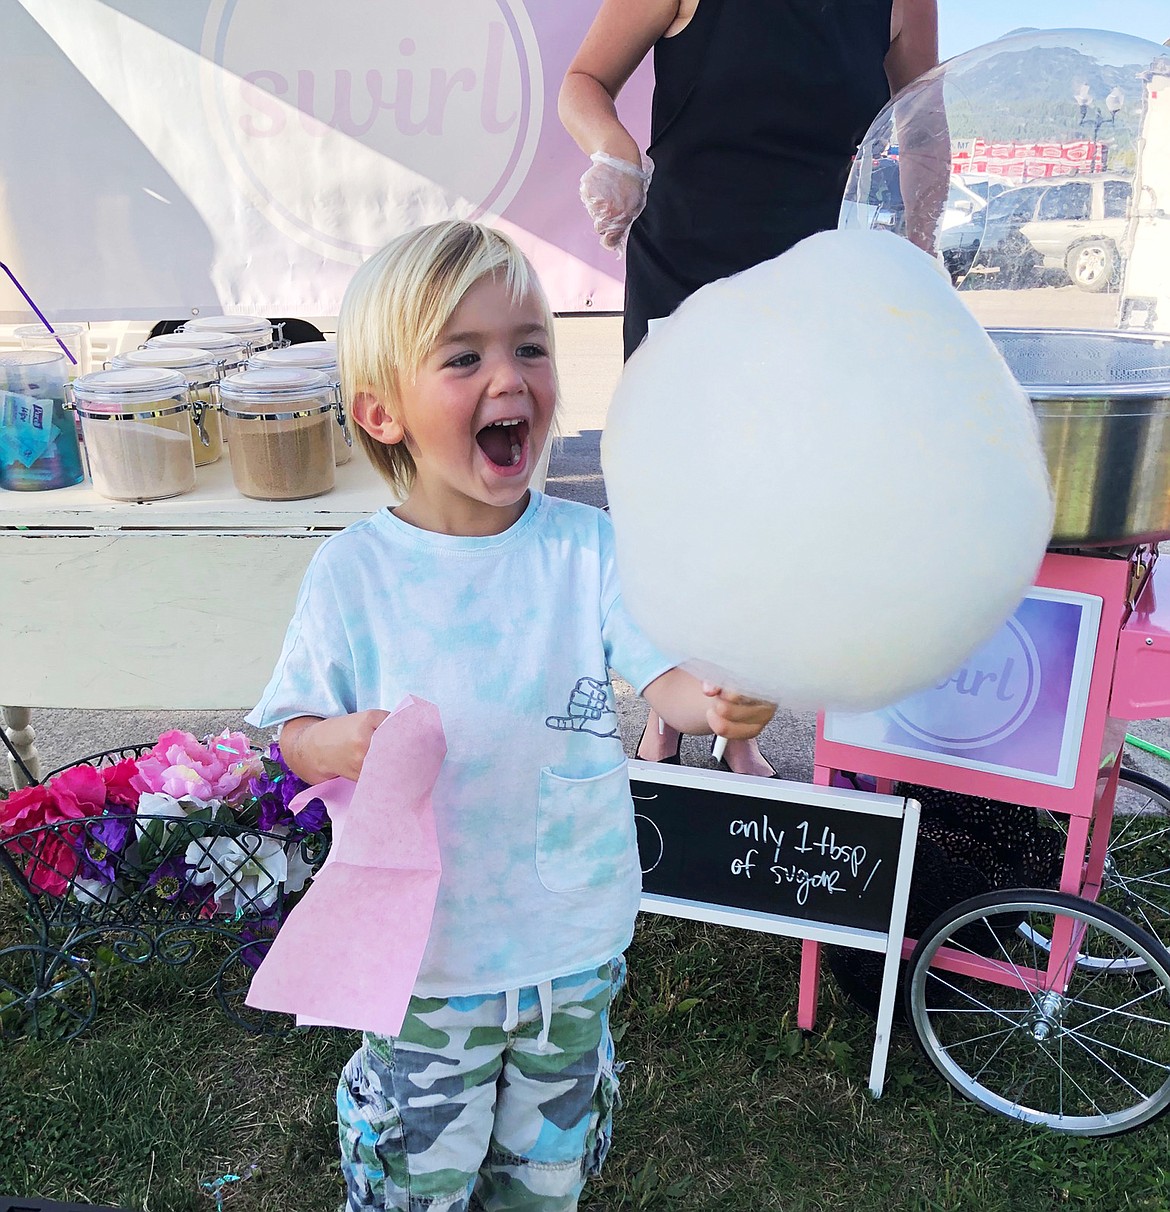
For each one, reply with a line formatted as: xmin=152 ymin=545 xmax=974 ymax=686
xmin=132 ymin=730 xmax=217 ymax=800
xmin=0 ymin=772 xmax=107 ymax=897
xmin=51 ymin=765 xmax=108 ymax=817
xmin=130 ymin=729 xmax=260 ymax=806
xmin=159 ymin=762 xmax=217 ymax=802
xmin=0 ymin=783 xmax=54 ymax=836
xmin=102 ymin=757 xmax=142 ymax=809
xmin=205 ymin=730 xmax=263 ymax=803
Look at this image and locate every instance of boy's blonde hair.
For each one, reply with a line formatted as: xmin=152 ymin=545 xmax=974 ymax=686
xmin=337 ymin=220 xmax=557 ymax=496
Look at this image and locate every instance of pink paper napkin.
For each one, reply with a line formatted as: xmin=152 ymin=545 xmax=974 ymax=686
xmin=246 ymin=695 xmax=445 ymax=1035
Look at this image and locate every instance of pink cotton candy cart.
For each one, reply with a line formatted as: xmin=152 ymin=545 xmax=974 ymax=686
xmin=800 ymin=328 xmax=1170 ymax=1136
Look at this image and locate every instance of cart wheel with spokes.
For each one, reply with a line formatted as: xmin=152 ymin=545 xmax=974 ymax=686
xmin=0 ymin=944 xmax=98 ymax=1042
xmin=1023 ymin=768 xmax=1170 ymax=971
xmin=905 ymin=889 xmax=1170 ymax=1136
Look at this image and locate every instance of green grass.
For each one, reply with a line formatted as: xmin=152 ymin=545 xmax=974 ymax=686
xmin=4 ymin=899 xmax=1170 ymax=1211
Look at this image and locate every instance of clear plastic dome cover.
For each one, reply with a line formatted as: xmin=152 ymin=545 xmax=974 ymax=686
xmin=841 ymin=28 xmax=1170 ymax=334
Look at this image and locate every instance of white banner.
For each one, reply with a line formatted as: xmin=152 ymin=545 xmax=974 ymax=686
xmin=0 ymin=0 xmax=651 ymax=321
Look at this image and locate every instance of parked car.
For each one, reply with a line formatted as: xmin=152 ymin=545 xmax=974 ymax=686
xmin=942 ymin=173 xmax=1132 ymax=291
xmin=941 ymin=182 xmax=1051 ymax=286
xmin=959 ymin=174 xmax=1011 ymax=204
xmin=1018 ymin=173 xmax=1132 ymax=291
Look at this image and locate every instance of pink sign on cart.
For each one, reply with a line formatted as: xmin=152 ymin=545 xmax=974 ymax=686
xmin=822 ymin=588 xmax=1103 ymax=788
xmin=246 ymin=695 xmax=446 ymax=1035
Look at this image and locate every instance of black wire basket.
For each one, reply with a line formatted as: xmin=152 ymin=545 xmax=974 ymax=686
xmin=0 ymin=742 xmax=329 ymax=1041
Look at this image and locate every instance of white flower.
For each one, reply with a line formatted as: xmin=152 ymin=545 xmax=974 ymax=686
xmin=281 ymin=839 xmax=316 ymax=896
xmin=184 ymin=832 xmax=288 ymax=914
xmin=134 ymin=792 xmax=187 ymax=843
xmin=71 ymin=876 xmax=123 ymax=906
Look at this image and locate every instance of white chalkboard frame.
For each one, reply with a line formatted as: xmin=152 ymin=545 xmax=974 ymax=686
xmin=631 ymin=760 xmax=921 ymax=1097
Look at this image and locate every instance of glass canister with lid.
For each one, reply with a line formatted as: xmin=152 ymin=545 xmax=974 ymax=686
xmin=69 ymin=368 xmax=197 ymax=501
xmin=14 ymin=323 xmax=91 ymax=378
xmin=216 ymin=367 xmax=337 ymax=500
xmin=180 ymin=314 xmax=281 ymax=355
xmin=0 ymin=351 xmax=85 ymax=491
xmin=112 ymin=346 xmax=223 ymax=466
xmin=145 ymin=329 xmax=250 ymax=374
xmin=248 ymin=340 xmax=351 ymax=465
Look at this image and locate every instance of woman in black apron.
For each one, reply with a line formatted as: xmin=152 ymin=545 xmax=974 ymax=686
xmin=560 ymin=0 xmax=938 ymax=776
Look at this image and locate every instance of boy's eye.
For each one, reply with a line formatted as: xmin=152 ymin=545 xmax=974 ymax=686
xmin=444 ymin=352 xmax=479 ymax=369
xmin=517 ymin=343 xmax=548 ymax=359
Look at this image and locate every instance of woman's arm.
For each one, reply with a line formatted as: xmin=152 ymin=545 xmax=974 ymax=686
xmin=886 ymin=0 xmax=939 ymax=94
xmin=887 ymin=0 xmax=948 ymax=253
xmin=641 ymin=668 xmax=775 ymax=740
xmin=558 ymin=0 xmax=681 ymax=166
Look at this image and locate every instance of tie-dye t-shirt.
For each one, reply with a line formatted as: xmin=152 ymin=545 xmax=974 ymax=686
xmin=247 ymin=492 xmax=674 ymax=997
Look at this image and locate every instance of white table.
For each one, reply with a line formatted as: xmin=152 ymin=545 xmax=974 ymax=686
xmin=1 ymin=454 xmax=399 ymax=784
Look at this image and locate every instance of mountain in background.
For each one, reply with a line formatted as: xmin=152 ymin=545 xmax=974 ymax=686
xmin=943 ymin=44 xmax=1146 ymax=154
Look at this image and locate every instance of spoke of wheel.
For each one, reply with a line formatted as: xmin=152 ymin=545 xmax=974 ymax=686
xmin=1058 ymin=1007 xmax=1065 ymax=1118
xmin=921 ymin=1004 xmax=1021 ymax=1016
xmin=940 ymin=1019 xmax=1019 ymax=1053
xmin=1066 ymin=979 xmax=1170 ymax=1032
xmin=1113 ymin=874 xmax=1170 ymax=898
xmin=1117 ymin=898 xmax=1164 ymax=941
xmin=1031 ymin=1033 xmax=1106 ymax=1119
xmin=1109 ymin=809 xmax=1150 ymax=850
xmin=1109 ymin=829 xmax=1170 ymax=857
xmin=925 ymin=968 xmax=1037 ymax=1034
xmin=1059 ymin=940 xmax=1129 ymax=1008
xmin=1060 ymin=1027 xmax=1156 ymax=1101
xmin=1064 ymin=1024 xmax=1170 ymax=1079
xmin=969 ymin=1023 xmax=1023 ymax=1083
xmin=1072 ymin=991 xmax=1170 ymax=1034
xmin=982 ymin=919 xmax=1047 ymax=1014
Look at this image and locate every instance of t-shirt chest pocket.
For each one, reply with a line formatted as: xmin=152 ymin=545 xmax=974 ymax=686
xmin=535 ymin=760 xmax=636 ymax=893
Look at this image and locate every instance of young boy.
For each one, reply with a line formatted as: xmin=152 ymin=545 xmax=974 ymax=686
xmin=247 ymin=220 xmax=774 ymax=1211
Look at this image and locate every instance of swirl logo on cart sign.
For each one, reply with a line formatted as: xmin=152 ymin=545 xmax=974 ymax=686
xmin=201 ymin=0 xmax=542 ymax=260
xmin=889 ymin=618 xmax=1042 ymax=752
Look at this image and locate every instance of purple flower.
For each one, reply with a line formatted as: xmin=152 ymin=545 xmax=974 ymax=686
xmin=237 ymin=911 xmax=283 ymax=969
xmin=143 ymin=854 xmax=210 ymax=908
xmin=249 ymin=743 xmax=325 ymax=833
xmin=76 ymin=809 xmax=135 ymax=885
xmin=292 ymin=796 xmax=327 ymax=834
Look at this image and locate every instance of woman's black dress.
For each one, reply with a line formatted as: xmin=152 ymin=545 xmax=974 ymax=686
xmin=624 ymin=0 xmax=894 ymax=359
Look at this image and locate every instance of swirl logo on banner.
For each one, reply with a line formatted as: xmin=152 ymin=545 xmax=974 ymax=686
xmin=200 ymin=0 xmax=543 ymax=262
xmin=888 ymin=619 xmax=1042 ymax=751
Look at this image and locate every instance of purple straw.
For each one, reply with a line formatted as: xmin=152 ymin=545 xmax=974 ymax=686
xmin=0 ymin=260 xmax=78 ymax=366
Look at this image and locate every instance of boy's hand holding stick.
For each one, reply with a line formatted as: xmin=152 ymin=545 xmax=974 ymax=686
xmin=703 ymin=682 xmax=775 ymax=744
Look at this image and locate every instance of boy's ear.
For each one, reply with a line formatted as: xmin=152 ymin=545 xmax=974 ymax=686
xmin=350 ymin=390 xmax=404 ymax=445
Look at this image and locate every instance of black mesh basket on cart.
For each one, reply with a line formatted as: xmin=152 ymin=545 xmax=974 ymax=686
xmin=0 ymin=739 xmax=330 ymax=1042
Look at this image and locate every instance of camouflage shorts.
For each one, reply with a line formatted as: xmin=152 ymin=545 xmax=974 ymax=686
xmin=337 ymin=957 xmax=626 ymax=1211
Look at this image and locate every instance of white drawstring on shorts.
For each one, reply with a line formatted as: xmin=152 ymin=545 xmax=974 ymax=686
xmin=501 ymin=981 xmax=555 ymax=1053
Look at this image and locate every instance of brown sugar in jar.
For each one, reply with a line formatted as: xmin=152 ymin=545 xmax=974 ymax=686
xmin=217 ymin=367 xmax=337 ymax=500
xmin=248 ymin=340 xmax=351 ymax=465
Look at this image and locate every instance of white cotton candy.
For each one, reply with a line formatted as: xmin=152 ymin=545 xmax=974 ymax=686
xmin=602 ymin=228 xmax=1054 ymax=711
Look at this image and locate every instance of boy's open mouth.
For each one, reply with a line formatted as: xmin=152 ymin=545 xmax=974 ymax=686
xmin=476 ymin=417 xmax=529 ymax=469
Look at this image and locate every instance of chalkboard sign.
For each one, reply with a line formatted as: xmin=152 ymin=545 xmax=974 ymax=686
xmin=634 ymin=771 xmax=903 ymax=935
xmin=629 ymin=760 xmax=920 ymax=1097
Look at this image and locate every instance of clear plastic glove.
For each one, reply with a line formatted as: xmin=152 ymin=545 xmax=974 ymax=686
xmin=578 ymin=151 xmax=654 ymax=256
